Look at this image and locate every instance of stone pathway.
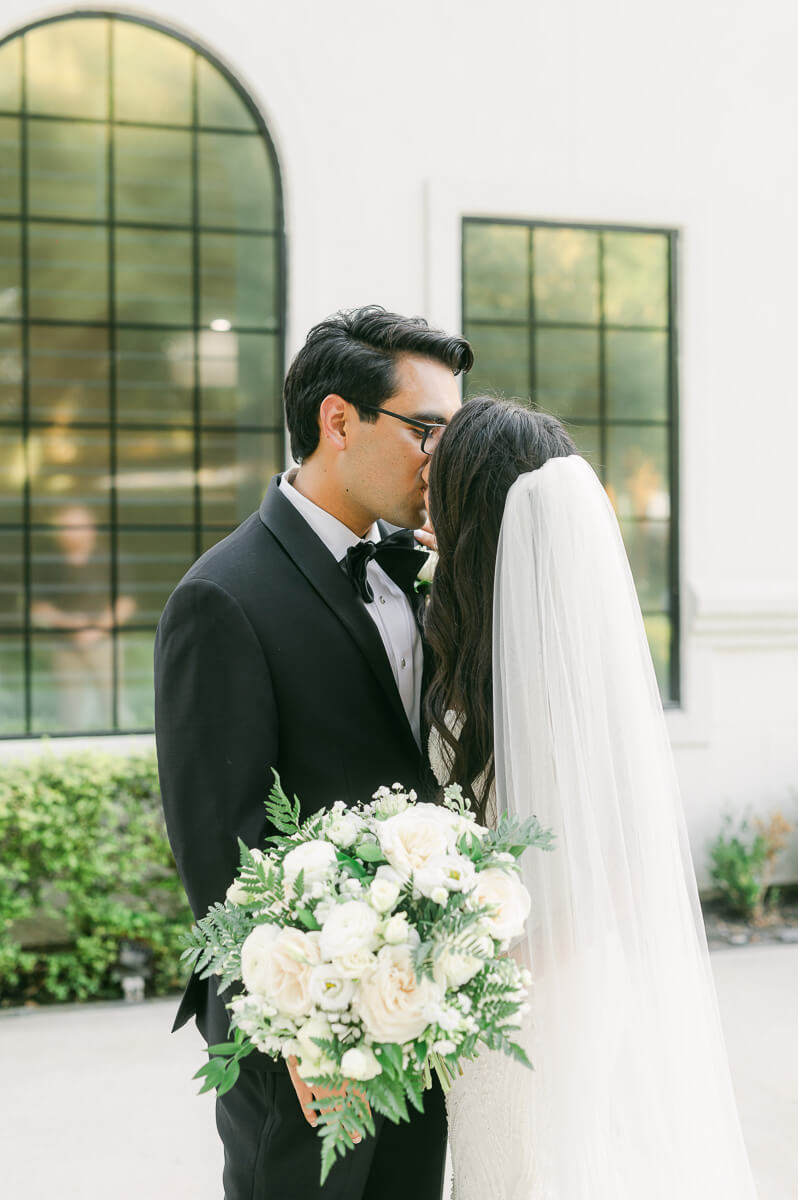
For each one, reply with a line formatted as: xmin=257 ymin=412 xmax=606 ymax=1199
xmin=1 ymin=944 xmax=795 ymax=1199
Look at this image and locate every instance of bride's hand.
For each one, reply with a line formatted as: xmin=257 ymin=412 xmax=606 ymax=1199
xmin=286 ymin=1055 xmax=370 ymax=1144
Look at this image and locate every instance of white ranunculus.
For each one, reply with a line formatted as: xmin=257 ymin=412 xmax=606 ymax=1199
xmin=320 ymin=900 xmax=379 ymax=963
xmin=376 ymin=806 xmax=458 ymax=879
xmin=282 ymin=839 xmax=337 ymax=892
xmin=327 ymin=813 xmax=362 ymax=848
xmin=414 ymin=853 xmax=477 ymax=899
xmin=341 ymin=1045 xmax=382 ymax=1081
xmin=382 ymin=912 xmax=411 ymax=945
xmin=240 ymin=924 xmax=320 ymax=1017
xmin=225 ymin=878 xmax=249 ymax=906
xmin=309 ymin=962 xmax=356 ymax=1012
xmin=295 ymin=1013 xmax=332 ymax=1067
xmin=433 ymin=944 xmax=486 ymax=988
xmin=471 ymin=868 xmax=532 ymax=941
xmin=356 ymin=944 xmax=443 ymax=1044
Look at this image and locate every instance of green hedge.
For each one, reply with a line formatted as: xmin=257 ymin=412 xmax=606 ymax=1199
xmin=0 ymin=749 xmax=191 ymax=1006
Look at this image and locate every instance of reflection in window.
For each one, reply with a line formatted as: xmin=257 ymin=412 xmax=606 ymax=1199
xmin=0 ymin=14 xmax=284 ymax=737
xmin=463 ymin=219 xmax=678 ymax=702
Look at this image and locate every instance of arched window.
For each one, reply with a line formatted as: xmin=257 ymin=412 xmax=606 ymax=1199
xmin=0 ymin=13 xmax=285 ymax=737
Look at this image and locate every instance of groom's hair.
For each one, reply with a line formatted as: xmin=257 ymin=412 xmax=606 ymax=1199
xmin=283 ymin=305 xmax=473 ymax=461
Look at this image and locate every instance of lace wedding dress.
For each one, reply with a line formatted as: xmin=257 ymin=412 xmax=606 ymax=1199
xmin=430 ymin=457 xmax=758 ymax=1200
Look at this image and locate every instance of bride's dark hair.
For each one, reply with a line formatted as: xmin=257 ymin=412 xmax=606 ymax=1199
xmin=424 ymin=396 xmax=576 ymax=821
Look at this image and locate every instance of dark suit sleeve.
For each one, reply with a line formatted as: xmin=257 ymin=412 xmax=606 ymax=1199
xmin=154 ymin=576 xmax=278 ymax=920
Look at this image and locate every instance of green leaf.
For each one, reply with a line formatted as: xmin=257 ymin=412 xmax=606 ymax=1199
xmin=373 ymin=1041 xmax=403 ymax=1076
xmin=296 ymin=907 xmax=321 ymax=931
xmin=264 ymin=770 xmax=302 ymax=835
xmin=206 ymin=1042 xmax=240 ymax=1056
xmin=354 ymin=842 xmax=385 ymax=863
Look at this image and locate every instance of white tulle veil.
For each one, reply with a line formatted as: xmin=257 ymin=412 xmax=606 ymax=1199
xmin=493 ymin=454 xmax=757 ymax=1199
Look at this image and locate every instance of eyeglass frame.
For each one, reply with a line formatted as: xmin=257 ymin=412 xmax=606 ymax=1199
xmin=358 ymin=404 xmax=448 ymax=454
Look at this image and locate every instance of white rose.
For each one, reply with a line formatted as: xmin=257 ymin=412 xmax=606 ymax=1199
xmin=382 ymin=912 xmax=411 ymax=944
xmin=335 ymin=948 xmax=378 ymax=979
xmin=356 ymin=944 xmax=443 ymax=1044
xmin=320 ymin=900 xmax=380 ymax=962
xmin=327 ymin=813 xmax=361 ymax=848
xmin=282 ymin=839 xmax=337 ymax=891
xmin=376 ymin=806 xmax=457 ymax=879
xmin=471 ymin=869 xmax=532 ymax=941
xmin=341 ymin=1045 xmax=382 ymax=1081
xmin=240 ymin=924 xmax=320 ymax=1017
xmin=309 ymin=962 xmax=356 ymax=1012
xmin=369 ymin=867 xmax=401 ymax=913
xmin=433 ymin=945 xmax=485 ymax=988
xmin=225 ymin=878 xmax=249 ymax=906
xmin=415 ymin=853 xmax=477 ymax=899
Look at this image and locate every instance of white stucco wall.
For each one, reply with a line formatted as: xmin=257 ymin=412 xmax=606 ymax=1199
xmin=2 ymin=0 xmax=797 ymax=884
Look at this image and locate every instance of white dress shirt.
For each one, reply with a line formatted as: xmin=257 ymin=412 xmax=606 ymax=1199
xmin=279 ymin=473 xmax=424 ymax=747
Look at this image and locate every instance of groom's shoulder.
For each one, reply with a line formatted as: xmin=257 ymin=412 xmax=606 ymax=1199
xmin=175 ymin=509 xmax=276 ymax=599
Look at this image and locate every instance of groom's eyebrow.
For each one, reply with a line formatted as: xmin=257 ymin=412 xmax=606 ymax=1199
xmin=410 ymin=410 xmax=449 ymax=424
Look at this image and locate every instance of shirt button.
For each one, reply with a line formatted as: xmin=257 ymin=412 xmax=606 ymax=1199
xmin=378 ymin=595 xmax=386 ymax=605
xmin=401 ymin=657 xmax=407 ymax=669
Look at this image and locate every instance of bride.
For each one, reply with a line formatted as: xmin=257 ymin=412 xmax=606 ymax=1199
xmin=421 ymin=397 xmax=758 ymax=1200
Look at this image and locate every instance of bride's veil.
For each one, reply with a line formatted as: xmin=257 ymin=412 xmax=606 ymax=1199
xmin=493 ymin=455 xmax=757 ymax=1199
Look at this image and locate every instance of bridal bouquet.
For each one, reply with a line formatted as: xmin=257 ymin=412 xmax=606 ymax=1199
xmin=183 ymin=774 xmax=553 ymax=1182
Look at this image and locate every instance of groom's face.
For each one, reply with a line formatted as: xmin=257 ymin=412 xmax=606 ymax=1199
xmin=347 ymin=354 xmax=461 ymax=529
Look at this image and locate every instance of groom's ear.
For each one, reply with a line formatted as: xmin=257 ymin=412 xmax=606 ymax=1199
xmin=318 ymin=393 xmax=349 ymax=451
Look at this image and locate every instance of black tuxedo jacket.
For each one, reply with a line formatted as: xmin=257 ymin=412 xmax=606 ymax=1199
xmin=154 ymin=474 xmax=435 ymax=1054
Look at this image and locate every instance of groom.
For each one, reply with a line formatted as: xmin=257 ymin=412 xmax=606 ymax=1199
xmin=154 ymin=306 xmax=471 ymax=1199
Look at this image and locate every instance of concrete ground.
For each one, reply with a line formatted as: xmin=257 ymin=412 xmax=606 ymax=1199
xmin=1 ymin=944 xmax=795 ymax=1200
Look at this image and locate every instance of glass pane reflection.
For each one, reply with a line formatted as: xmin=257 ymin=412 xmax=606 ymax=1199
xmin=0 ymin=530 xmax=24 ymax=627
xmin=535 ymin=328 xmax=599 ymax=420
xmin=200 ymin=430 xmax=279 ymax=525
xmin=199 ymin=330 xmax=281 ymax=427
xmin=533 ymin=227 xmax=598 ymax=323
xmin=198 ymin=133 xmax=275 ymax=229
xmin=463 ymin=223 xmax=529 ymax=321
xmin=115 ymin=428 xmax=195 ymax=525
xmin=113 ymin=21 xmax=192 ymax=126
xmin=29 ymin=325 xmax=109 ymax=424
xmin=117 ymin=530 xmax=194 ymax=624
xmin=605 ymin=425 xmax=670 ymax=522
xmin=116 ymin=329 xmax=194 ymax=425
xmin=606 ymin=330 xmax=668 ymax=421
xmin=197 ymin=56 xmax=256 ymax=130
xmin=28 ymin=119 xmax=106 ymax=221
xmin=0 ymin=220 xmax=22 ymax=318
xmin=603 ymin=232 xmax=668 ymax=327
xmin=31 ymin=631 xmax=113 ymax=733
xmin=463 ymin=324 xmax=530 ymax=400
xmin=26 ymin=18 xmax=108 ymax=120
xmin=0 ymin=117 xmax=21 ymax=214
xmin=28 ymin=223 xmax=107 ymax=322
xmin=0 ymin=429 xmax=24 ymax=522
xmin=620 ymin=520 xmax=670 ymax=612
xmin=0 ymin=36 xmax=22 ymax=111
xmin=0 ymin=322 xmax=22 ymax=418
xmin=115 ymin=126 xmax=192 ymax=225
xmin=28 ymin=428 xmax=110 ymax=525
xmin=0 ymin=637 xmax=24 ymax=734
xmin=643 ymin=613 xmax=672 ymax=702
xmin=118 ymin=631 xmax=155 ymax=729
xmin=200 ymin=233 xmax=278 ymax=328
xmin=115 ymin=228 xmax=192 ymax=325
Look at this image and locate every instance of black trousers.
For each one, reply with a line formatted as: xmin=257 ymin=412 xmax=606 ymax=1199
xmin=216 ymin=1062 xmax=448 ymax=1200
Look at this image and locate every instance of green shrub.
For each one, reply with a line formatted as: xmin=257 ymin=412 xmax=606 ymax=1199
xmin=708 ymin=810 xmax=794 ymax=923
xmin=0 ymin=750 xmax=191 ymax=1005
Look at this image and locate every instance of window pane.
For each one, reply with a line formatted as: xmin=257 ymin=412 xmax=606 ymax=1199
xmin=31 ymin=631 xmax=113 ymax=733
xmin=605 ymin=425 xmax=670 ymax=521
xmin=115 ymin=228 xmax=192 ymax=325
xmin=115 ymin=127 xmax=192 ymax=226
xmin=113 ymin=21 xmax=192 ymax=126
xmin=116 ymin=328 xmax=194 ymax=425
xmin=0 ymin=637 xmax=24 ymax=733
xmin=115 ymin=428 xmax=195 ymax=525
xmin=463 ymin=324 xmax=530 ymax=400
xmin=28 ymin=223 xmax=108 ymax=322
xmin=603 ymin=232 xmax=668 ymax=327
xmin=0 ymin=321 xmax=22 ymax=418
xmin=463 ymin=222 xmax=528 ymax=321
xmin=200 ymin=430 xmax=278 ymax=525
xmin=30 ymin=522 xmax=111 ymax=629
xmin=118 ymin=630 xmax=155 ymax=728
xmin=0 ymin=530 xmax=24 ymax=628
xmin=620 ymin=520 xmax=671 ymax=611
xmin=26 ymin=18 xmax=108 ymax=120
xmin=198 ymin=132 xmax=275 ymax=229
xmin=0 ymin=36 xmax=22 ymax=111
xmin=606 ymin=330 xmax=668 ymax=421
xmin=0 ymin=117 xmax=21 ymax=214
xmin=0 ymin=220 xmax=22 ymax=317
xmin=29 ymin=325 xmax=109 ymax=424
xmin=28 ymin=119 xmax=106 ymax=221
xmin=533 ymin=227 xmax=599 ymax=323
xmin=199 ymin=330 xmax=281 ymax=426
xmin=199 ymin=234 xmax=278 ymax=328
xmin=117 ymin=530 xmax=194 ymax=625
xmin=535 ymin=328 xmax=600 ymax=420
xmin=197 ymin=57 xmax=256 ymax=130
xmin=643 ymin=613 xmax=672 ymax=702
xmin=0 ymin=429 xmax=24 ymax=521
xmin=566 ymin=424 xmax=602 ymax=467
xmin=28 ymin=429 xmax=110 ymax=524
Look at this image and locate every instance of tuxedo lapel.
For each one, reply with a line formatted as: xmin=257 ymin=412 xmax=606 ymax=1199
xmin=259 ymin=479 xmax=418 ymax=752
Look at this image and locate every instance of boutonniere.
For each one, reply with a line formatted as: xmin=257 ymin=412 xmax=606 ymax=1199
xmin=414 ymin=549 xmax=438 ymax=595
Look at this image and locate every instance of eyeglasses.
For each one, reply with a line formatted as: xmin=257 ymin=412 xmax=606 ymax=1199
xmin=360 ymin=405 xmax=448 ymax=454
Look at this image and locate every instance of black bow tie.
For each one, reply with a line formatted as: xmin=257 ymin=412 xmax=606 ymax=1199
xmin=340 ymin=529 xmax=429 ymax=603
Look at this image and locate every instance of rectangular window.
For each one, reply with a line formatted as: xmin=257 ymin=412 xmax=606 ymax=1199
xmin=462 ymin=218 xmax=679 ymax=703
